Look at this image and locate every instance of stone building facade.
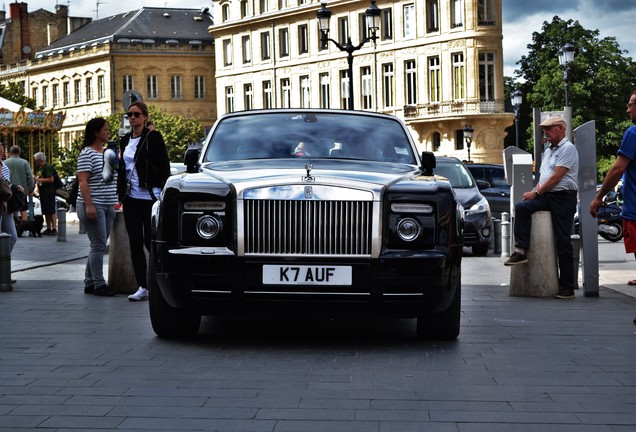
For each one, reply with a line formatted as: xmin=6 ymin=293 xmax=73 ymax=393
xmin=210 ymin=0 xmax=512 ymax=163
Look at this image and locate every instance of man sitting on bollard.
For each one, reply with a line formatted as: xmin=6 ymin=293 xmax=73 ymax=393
xmin=504 ymin=116 xmax=579 ymax=300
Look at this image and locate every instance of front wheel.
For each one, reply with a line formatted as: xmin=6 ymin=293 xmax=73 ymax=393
xmin=148 ymin=249 xmax=201 ymax=339
xmin=599 ymin=222 xmax=623 ymax=242
xmin=417 ymin=269 xmax=461 ymax=340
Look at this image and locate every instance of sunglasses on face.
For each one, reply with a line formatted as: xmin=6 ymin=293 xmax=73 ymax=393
xmin=127 ymin=111 xmax=143 ymax=118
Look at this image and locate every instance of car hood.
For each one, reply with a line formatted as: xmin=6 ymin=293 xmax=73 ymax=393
xmin=451 ymin=187 xmax=485 ymax=208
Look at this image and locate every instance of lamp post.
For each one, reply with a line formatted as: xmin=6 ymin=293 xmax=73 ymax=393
xmin=317 ymin=1 xmax=380 ymax=110
xmin=463 ymin=125 xmax=474 ymax=162
xmin=558 ymin=43 xmax=575 ymax=139
xmin=511 ymin=89 xmax=523 ymax=148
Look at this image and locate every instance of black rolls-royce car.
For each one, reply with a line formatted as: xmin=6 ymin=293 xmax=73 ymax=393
xmin=149 ymin=109 xmax=463 ymax=339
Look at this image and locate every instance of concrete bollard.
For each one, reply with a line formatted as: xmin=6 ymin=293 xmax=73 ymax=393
xmin=107 ymin=210 xmax=138 ymax=294
xmin=0 ymin=233 xmax=12 ymax=292
xmin=56 ymin=208 xmax=67 ymax=242
xmin=571 ymin=234 xmax=581 ymax=290
xmin=509 ymin=211 xmax=559 ymax=297
xmin=500 ymin=212 xmax=510 ymax=258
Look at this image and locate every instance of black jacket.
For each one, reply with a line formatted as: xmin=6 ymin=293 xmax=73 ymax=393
xmin=117 ymin=127 xmax=170 ymax=201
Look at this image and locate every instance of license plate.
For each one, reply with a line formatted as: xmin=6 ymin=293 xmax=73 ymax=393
xmin=262 ymin=265 xmax=352 ymax=285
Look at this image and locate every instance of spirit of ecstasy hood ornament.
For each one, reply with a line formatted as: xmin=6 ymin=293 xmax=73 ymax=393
xmin=303 ymin=162 xmax=315 ymax=182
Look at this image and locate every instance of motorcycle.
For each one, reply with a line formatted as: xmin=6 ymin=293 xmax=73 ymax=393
xmin=574 ymin=199 xmax=623 ymax=242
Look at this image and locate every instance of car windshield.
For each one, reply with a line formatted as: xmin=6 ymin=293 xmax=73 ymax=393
xmin=435 ymin=161 xmax=475 ymax=189
xmin=203 ymin=112 xmax=416 ymax=164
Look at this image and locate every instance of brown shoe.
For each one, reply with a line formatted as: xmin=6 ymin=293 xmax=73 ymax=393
xmin=504 ymin=252 xmax=528 ymax=266
xmin=555 ymin=289 xmax=575 ymax=299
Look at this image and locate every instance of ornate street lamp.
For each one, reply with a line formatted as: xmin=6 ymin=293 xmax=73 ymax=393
xmin=511 ymin=89 xmax=523 ymax=148
xmin=317 ymin=1 xmax=381 ymax=110
xmin=463 ymin=125 xmax=474 ymax=162
xmin=558 ymin=43 xmax=575 ymax=107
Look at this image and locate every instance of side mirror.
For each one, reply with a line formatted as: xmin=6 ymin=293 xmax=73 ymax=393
xmin=476 ymin=180 xmax=491 ymax=190
xmin=184 ymin=148 xmax=200 ymax=173
xmin=420 ymin=151 xmax=436 ymax=176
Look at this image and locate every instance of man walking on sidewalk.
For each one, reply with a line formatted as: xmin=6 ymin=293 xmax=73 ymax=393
xmin=590 ymin=90 xmax=636 ymax=325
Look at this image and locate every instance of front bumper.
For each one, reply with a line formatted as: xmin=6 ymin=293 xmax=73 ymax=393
xmin=152 ymin=241 xmax=461 ymax=318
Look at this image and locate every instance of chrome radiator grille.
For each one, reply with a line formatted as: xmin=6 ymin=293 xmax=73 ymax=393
xmin=244 ymin=199 xmax=373 ymax=256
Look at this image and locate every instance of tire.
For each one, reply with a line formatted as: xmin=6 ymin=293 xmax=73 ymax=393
xmin=148 ymin=250 xmax=201 ymax=339
xmin=471 ymin=242 xmax=489 ymax=256
xmin=417 ymin=269 xmax=461 ymax=340
xmin=599 ymin=223 xmax=623 ymax=242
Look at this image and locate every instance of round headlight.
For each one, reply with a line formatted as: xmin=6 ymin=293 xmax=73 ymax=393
xmin=396 ymin=218 xmax=421 ymax=242
xmin=196 ymin=215 xmax=222 ymax=239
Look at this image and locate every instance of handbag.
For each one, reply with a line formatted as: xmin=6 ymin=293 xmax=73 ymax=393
xmin=0 ymin=178 xmax=12 ymax=202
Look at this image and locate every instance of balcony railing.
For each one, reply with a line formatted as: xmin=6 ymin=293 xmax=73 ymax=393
xmin=403 ymin=99 xmax=507 ymax=119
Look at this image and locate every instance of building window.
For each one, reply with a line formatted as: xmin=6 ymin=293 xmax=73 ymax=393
xmin=52 ymin=84 xmax=59 ymax=107
xmin=382 ymin=63 xmax=394 ymax=108
xmin=478 ymin=0 xmax=495 ymax=25
xmin=41 ymin=86 xmax=48 ymax=108
xmin=98 ymin=76 xmax=105 ymax=100
xmin=381 ymin=8 xmax=393 ymax=40
xmin=194 ymin=76 xmax=205 ymax=99
xmin=361 ymin=66 xmax=372 ymax=110
xmin=259 ymin=0 xmax=267 ymax=14
xmin=147 ymin=75 xmax=158 ymax=99
xmin=171 ymin=75 xmax=182 ymax=99
xmin=279 ymin=28 xmax=289 ymax=57
xmin=63 ymin=82 xmax=70 ymax=106
xmin=359 ymin=12 xmax=371 ymax=41
xmin=223 ymin=39 xmax=232 ymax=66
xmin=31 ymin=87 xmax=37 ymax=104
xmin=240 ymin=0 xmax=248 ymax=18
xmin=244 ymin=83 xmax=253 ymax=110
xmin=298 ymin=24 xmax=308 ymax=54
xmin=319 ymin=73 xmax=330 ymax=108
xmin=426 ymin=0 xmax=439 ymax=33
xmin=222 ymin=4 xmax=230 ymax=22
xmin=300 ymin=75 xmax=310 ymax=108
xmin=479 ymin=52 xmax=495 ymax=100
xmin=338 ymin=17 xmax=349 ymax=46
xmin=85 ymin=77 xmax=93 ymax=102
xmin=263 ymin=80 xmax=272 ymax=109
xmin=403 ymin=3 xmax=415 ymax=37
xmin=455 ymin=129 xmax=464 ymax=150
xmin=261 ymin=32 xmax=271 ymax=60
xmin=428 ymin=57 xmax=440 ymax=102
xmin=405 ymin=60 xmax=417 ymax=106
xmin=340 ymin=70 xmax=350 ymax=109
xmin=225 ymin=86 xmax=234 ymax=113
xmin=452 ymin=53 xmax=465 ymax=100
xmin=432 ymin=131 xmax=441 ymax=152
xmin=281 ymin=78 xmax=291 ymax=108
xmin=74 ymin=79 xmax=81 ymax=104
xmin=451 ymin=0 xmax=463 ymax=28
xmin=242 ymin=35 xmax=251 ymax=64
xmin=122 ymin=75 xmax=133 ymax=93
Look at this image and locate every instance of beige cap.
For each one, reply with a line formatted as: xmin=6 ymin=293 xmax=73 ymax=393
xmin=539 ymin=116 xmax=566 ymax=128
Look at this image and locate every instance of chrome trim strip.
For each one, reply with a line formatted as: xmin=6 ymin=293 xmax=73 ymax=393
xmin=192 ymin=290 xmax=232 ymax=294
xmin=244 ymin=291 xmax=369 ymax=296
xmin=169 ymin=247 xmax=235 ymax=256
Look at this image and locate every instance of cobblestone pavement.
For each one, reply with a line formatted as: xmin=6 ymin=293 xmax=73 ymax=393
xmin=1 ymin=222 xmax=635 ymax=431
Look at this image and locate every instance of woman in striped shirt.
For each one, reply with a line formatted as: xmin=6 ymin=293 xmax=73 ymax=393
xmin=76 ymin=118 xmax=118 ymax=296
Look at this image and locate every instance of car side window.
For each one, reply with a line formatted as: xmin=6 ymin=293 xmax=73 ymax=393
xmin=489 ymin=168 xmax=508 ymax=188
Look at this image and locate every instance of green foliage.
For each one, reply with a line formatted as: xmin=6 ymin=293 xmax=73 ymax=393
xmin=510 ymin=16 xmax=636 ymax=162
xmin=106 ymin=105 xmax=204 ymax=161
xmin=56 ymin=138 xmax=83 ymax=178
xmin=0 ymin=81 xmax=36 ymax=110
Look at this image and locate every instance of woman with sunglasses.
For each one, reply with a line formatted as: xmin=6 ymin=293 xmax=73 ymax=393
xmin=117 ymin=101 xmax=170 ymax=301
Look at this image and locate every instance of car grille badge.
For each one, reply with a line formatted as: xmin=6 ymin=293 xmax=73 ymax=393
xmin=304 ymin=186 xmax=313 ymax=199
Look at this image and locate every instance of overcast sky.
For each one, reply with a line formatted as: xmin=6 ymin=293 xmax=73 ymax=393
xmin=17 ymin=1 xmax=636 ymax=82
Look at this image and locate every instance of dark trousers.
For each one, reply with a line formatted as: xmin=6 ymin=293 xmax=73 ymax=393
xmin=514 ymin=191 xmax=578 ymax=291
xmin=123 ymin=197 xmax=154 ymax=288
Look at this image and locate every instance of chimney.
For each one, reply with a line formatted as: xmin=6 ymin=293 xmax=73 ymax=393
xmin=55 ymin=4 xmax=68 ymax=18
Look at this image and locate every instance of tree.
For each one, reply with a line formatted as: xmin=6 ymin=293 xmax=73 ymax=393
xmin=0 ymin=82 xmax=36 ymax=110
xmin=511 ymin=16 xmax=636 ymax=179
xmin=106 ymin=105 xmax=204 ymax=161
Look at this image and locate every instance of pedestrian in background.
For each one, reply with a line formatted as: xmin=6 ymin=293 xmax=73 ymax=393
xmin=504 ymin=116 xmax=579 ymax=300
xmin=77 ymin=118 xmax=118 ymax=296
xmin=33 ymin=152 xmax=57 ymax=235
xmin=117 ymin=101 xmax=170 ymax=301
xmin=0 ymin=143 xmax=18 ymax=252
xmin=4 ymin=145 xmax=34 ymax=221
xmin=590 ymin=90 xmax=636 ymax=325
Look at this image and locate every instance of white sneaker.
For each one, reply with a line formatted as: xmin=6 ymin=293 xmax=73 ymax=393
xmin=128 ymin=287 xmax=149 ymax=301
